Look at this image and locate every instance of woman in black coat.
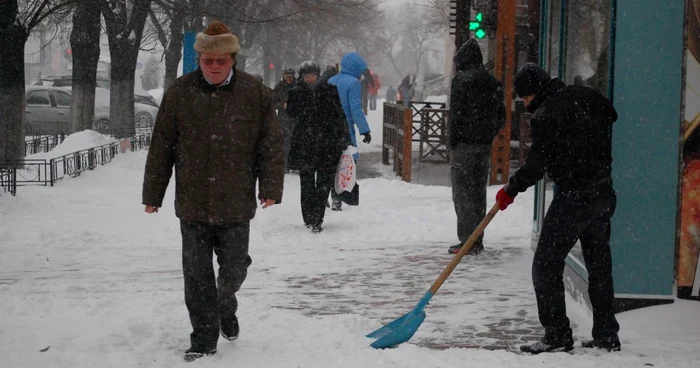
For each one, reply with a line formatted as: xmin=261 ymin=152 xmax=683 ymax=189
xmin=286 ymin=61 xmax=351 ymax=232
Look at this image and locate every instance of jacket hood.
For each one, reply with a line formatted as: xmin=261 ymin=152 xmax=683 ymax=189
xmin=455 ymin=39 xmax=483 ymax=71
xmin=526 ymin=78 xmax=566 ymax=113
xmin=340 ymin=52 xmax=368 ymax=79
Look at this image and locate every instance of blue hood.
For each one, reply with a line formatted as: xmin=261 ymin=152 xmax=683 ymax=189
xmin=339 ymin=52 xmax=368 ymax=79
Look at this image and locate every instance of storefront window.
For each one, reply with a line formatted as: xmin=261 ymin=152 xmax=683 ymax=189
xmin=547 ymin=0 xmax=561 ymax=77
xmin=564 ymin=0 xmax=612 ymax=96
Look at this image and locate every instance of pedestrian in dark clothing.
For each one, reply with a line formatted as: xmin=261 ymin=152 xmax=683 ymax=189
xmin=360 ymin=69 xmax=375 ymax=115
xmin=274 ymin=68 xmax=297 ymax=171
xmin=399 ymin=74 xmax=415 ymax=107
xmin=142 ymin=21 xmax=284 ymax=362
xmin=447 ymin=39 xmax=505 ymax=256
xmin=386 ymin=85 xmax=396 ymax=103
xmin=496 ymin=63 xmax=621 ymax=354
xmin=286 ymin=61 xmax=351 ymax=233
xmin=320 ymin=65 xmax=338 ymax=84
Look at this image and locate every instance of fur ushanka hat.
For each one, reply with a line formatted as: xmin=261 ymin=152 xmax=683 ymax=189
xmin=194 ymin=21 xmax=240 ymax=54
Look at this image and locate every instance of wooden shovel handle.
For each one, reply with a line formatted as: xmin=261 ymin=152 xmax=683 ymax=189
xmin=428 ymin=203 xmax=500 ymax=295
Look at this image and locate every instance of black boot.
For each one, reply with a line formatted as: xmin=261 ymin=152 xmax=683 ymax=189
xmin=220 ymin=316 xmax=239 ymax=342
xmin=581 ymin=336 xmax=621 ymax=351
xmin=447 ymin=241 xmax=484 ymax=255
xmin=520 ymin=336 xmax=574 ymax=354
xmin=183 ymin=347 xmax=217 ymax=362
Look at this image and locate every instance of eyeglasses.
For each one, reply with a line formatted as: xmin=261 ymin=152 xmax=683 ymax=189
xmin=200 ymin=58 xmax=232 ymax=66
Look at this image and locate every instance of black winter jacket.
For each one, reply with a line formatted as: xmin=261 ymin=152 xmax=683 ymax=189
xmin=285 ymin=81 xmax=351 ymax=170
xmin=273 ymin=80 xmax=296 ymax=109
xmin=449 ymin=39 xmax=505 ymax=147
xmin=505 ymin=78 xmax=618 ymax=196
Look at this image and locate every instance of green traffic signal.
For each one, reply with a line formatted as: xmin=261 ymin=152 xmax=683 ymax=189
xmin=469 ymin=21 xmax=480 ymax=30
xmin=476 ymin=12 xmax=483 ymax=22
xmin=475 ymin=29 xmax=486 ymax=39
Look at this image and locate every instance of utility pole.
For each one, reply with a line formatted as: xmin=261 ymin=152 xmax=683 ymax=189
xmin=490 ymin=0 xmax=516 ymax=185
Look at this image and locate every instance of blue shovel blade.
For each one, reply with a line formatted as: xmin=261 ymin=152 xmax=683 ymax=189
xmin=367 ymin=291 xmax=433 ymax=349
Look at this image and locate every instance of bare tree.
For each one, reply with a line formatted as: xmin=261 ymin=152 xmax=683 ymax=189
xmin=100 ymin=0 xmax=152 ymax=138
xmin=383 ymin=4 xmax=444 ymax=79
xmin=69 ymin=0 xmax=102 ymax=134
xmin=0 ymin=0 xmax=73 ymax=163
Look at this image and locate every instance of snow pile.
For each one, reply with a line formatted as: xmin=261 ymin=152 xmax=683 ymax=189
xmin=147 ymin=88 xmax=165 ymax=105
xmin=27 ymin=130 xmax=117 ymax=160
xmin=425 ymin=94 xmax=448 ymax=103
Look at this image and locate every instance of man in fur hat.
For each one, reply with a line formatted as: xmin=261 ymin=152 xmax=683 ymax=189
xmin=142 ymin=20 xmax=284 ymax=362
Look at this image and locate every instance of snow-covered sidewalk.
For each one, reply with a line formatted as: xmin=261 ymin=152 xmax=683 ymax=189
xmin=1 ymin=150 xmax=699 ymax=367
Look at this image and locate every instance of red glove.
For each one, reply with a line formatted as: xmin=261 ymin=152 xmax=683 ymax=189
xmin=496 ymin=187 xmax=515 ymax=210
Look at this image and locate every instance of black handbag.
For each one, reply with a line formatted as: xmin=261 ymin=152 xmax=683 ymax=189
xmin=337 ymin=183 xmax=359 ymax=206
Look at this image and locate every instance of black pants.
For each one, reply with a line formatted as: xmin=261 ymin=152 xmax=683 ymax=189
xmin=450 ymin=144 xmax=491 ymax=243
xmin=533 ymin=186 xmax=620 ymax=342
xmin=180 ymin=220 xmax=252 ymax=350
xmin=369 ymin=95 xmax=377 ymax=110
xmin=299 ymin=168 xmax=335 ymax=226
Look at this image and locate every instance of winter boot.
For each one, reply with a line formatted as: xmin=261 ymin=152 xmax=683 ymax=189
xmin=331 ymin=197 xmax=342 ymax=211
xmin=581 ymin=336 xmax=621 ymax=351
xmin=220 ymin=316 xmax=239 ymax=342
xmin=312 ymin=224 xmax=323 ymax=233
xmin=183 ymin=347 xmax=217 ymax=362
xmin=447 ymin=241 xmax=484 ymax=255
xmin=520 ymin=336 xmax=574 ymax=354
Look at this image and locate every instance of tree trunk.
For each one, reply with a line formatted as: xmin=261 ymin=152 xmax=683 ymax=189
xmin=69 ymin=0 xmax=102 ymax=134
xmin=164 ymin=8 xmax=184 ymax=90
xmin=0 ymin=0 xmax=29 ymax=163
xmin=107 ymin=37 xmax=138 ymax=138
xmin=103 ymin=0 xmax=152 ymax=139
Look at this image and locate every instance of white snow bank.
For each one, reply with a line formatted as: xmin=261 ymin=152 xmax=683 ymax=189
xmin=27 ymin=130 xmax=117 ymax=160
xmin=147 ymin=88 xmax=165 ymax=105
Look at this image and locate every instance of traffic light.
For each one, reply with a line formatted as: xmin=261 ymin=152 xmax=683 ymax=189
xmin=471 ymin=12 xmax=487 ymax=39
xmin=63 ymin=48 xmax=72 ymax=61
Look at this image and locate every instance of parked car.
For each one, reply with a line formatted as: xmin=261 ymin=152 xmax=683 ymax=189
xmin=24 ymin=85 xmax=159 ymax=136
xmin=92 ymin=87 xmax=159 ymax=133
xmin=31 ymin=74 xmax=159 ymax=108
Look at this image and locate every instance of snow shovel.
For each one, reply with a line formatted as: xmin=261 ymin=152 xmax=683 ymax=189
xmin=367 ymin=203 xmax=500 ymax=349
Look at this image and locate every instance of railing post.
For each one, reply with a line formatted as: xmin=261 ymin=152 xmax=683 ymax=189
xmin=402 ymin=108 xmax=412 ymax=183
xmin=382 ymin=102 xmax=389 ymax=165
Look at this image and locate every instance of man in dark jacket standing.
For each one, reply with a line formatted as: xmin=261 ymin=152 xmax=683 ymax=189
xmin=274 ymin=68 xmax=297 ymax=170
xmin=496 ymin=63 xmax=620 ymax=354
xmin=142 ymin=21 xmax=284 ymax=362
xmin=286 ymin=61 xmax=351 ymax=233
xmin=447 ymin=39 xmax=505 ymax=255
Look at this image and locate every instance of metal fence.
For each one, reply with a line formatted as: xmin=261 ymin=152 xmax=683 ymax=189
xmin=25 ymin=133 xmax=67 ymax=156
xmin=1 ymin=129 xmax=152 ymax=196
xmin=382 ymin=102 xmax=413 ymax=182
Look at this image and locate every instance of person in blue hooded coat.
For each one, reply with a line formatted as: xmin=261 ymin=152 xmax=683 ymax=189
xmin=328 ymin=52 xmax=372 ymax=211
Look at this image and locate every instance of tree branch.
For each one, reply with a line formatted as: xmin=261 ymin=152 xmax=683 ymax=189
xmin=148 ymin=8 xmax=169 ymax=48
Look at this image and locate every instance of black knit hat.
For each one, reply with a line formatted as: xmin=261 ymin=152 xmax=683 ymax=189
xmin=298 ymin=60 xmax=321 ymax=77
xmin=514 ymin=63 xmax=551 ymax=98
xmin=283 ymin=68 xmax=295 ymax=76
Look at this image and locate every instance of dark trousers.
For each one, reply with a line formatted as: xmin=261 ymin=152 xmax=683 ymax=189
xmin=369 ymin=95 xmax=377 ymax=110
xmin=533 ymin=186 xmax=620 ymax=342
xmin=299 ymin=168 xmax=335 ymax=226
xmin=450 ymin=144 xmax=491 ymax=243
xmin=180 ymin=220 xmax=252 ymax=349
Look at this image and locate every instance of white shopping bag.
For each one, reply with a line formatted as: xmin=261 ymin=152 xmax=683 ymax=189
xmin=335 ymin=146 xmax=358 ymax=194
